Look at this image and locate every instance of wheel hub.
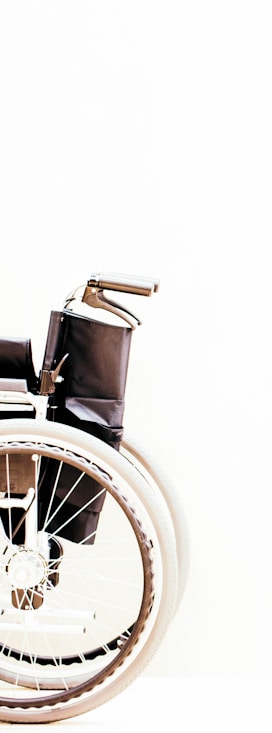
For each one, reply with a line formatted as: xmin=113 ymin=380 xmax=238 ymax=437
xmin=8 ymin=549 xmax=47 ymax=588
xmin=7 ymin=549 xmax=47 ymax=610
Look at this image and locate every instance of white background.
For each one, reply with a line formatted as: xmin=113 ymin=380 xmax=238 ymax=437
xmin=0 ymin=0 xmax=272 ymax=686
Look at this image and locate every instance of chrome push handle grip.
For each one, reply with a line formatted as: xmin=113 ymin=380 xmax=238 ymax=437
xmin=87 ymin=273 xmax=159 ymax=296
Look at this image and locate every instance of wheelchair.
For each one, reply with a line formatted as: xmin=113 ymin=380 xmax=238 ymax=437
xmin=0 ymin=273 xmax=188 ymax=722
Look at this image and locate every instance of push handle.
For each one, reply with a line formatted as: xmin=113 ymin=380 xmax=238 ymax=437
xmin=87 ymin=273 xmax=159 ymax=296
xmin=64 ymin=273 xmax=159 ymax=329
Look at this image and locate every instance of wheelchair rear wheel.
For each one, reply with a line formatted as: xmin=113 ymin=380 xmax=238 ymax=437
xmin=0 ymin=419 xmax=178 ymax=723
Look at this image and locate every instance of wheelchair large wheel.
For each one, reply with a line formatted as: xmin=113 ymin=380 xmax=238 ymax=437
xmin=0 ymin=419 xmax=178 ymax=723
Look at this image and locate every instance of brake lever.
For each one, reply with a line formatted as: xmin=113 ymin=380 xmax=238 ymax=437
xmin=82 ymin=286 xmax=141 ymax=329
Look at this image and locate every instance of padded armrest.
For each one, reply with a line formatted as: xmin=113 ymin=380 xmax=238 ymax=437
xmin=0 ymin=338 xmax=37 ymax=391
